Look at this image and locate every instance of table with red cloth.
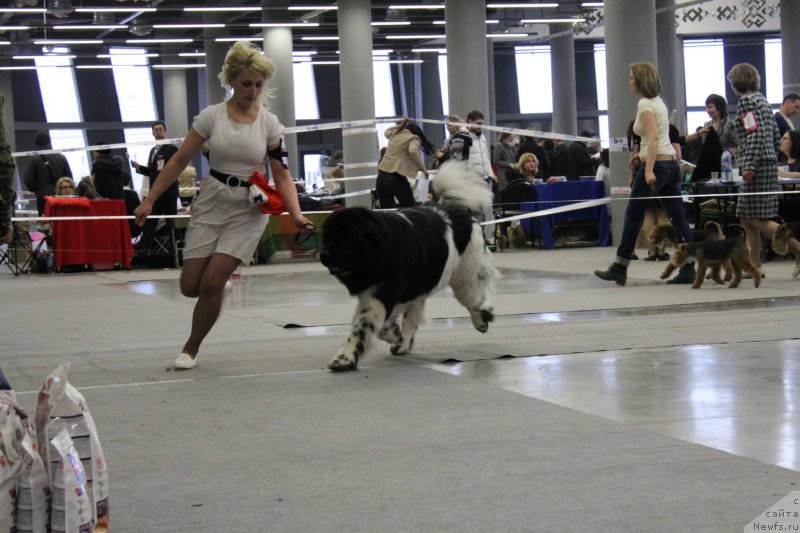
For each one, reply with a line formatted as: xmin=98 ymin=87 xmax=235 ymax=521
xmin=43 ymin=197 xmax=133 ymax=269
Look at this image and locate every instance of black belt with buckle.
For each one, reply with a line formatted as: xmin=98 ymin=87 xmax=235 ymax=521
xmin=209 ymin=168 xmax=250 ymax=187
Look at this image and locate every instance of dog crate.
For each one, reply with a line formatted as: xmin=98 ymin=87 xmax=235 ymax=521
xmin=551 ymin=217 xmax=600 ymax=247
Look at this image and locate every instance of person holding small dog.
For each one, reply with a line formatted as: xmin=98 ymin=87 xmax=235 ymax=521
xmin=134 ymin=41 xmax=312 ymax=370
xmin=727 ymin=63 xmax=800 ymax=279
xmin=595 ymin=62 xmax=695 ymax=286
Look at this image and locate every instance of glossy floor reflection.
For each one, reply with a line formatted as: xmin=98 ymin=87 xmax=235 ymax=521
xmin=433 ymin=340 xmax=800 ymax=472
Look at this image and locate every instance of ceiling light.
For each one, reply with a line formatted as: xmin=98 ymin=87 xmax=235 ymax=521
xmin=249 ymin=22 xmax=320 ymax=28
xmin=521 ymin=18 xmax=584 ymax=23
xmin=13 ymin=54 xmax=76 ymax=59
xmin=97 ymin=53 xmax=159 ymax=58
xmin=384 ymin=34 xmax=446 ymax=40
xmin=75 ymin=7 xmax=156 ymax=13
xmin=54 ymin=25 xmax=126 ymax=30
xmin=292 ymin=51 xmax=317 ymax=56
xmin=487 ymin=2 xmax=558 ymax=7
xmin=306 ymin=61 xmax=340 ymax=65
xmin=371 ymin=21 xmax=411 ymax=26
xmin=412 ymin=47 xmax=446 ymax=53
xmin=487 ymin=33 xmax=530 ymax=38
xmin=433 ymin=20 xmax=499 ymax=24
xmin=287 ymin=5 xmax=337 ymax=9
xmin=179 ymin=52 xmax=206 ymax=57
xmin=76 ymin=65 xmax=116 ymax=69
xmin=0 ymin=66 xmax=39 ymax=70
xmin=154 ymin=24 xmax=225 ymax=29
xmin=0 ymin=8 xmax=46 ymax=13
xmin=153 ymin=64 xmax=206 ymax=69
xmin=184 ymin=6 xmax=258 ymax=12
xmin=581 ymin=2 xmax=604 ymax=7
xmin=215 ymin=37 xmax=262 ymax=42
xmin=0 ymin=41 xmax=11 ymax=45
xmin=34 ymin=39 xmax=103 ymax=45
xmin=127 ymin=38 xmax=193 ymax=44
xmin=388 ymin=4 xmax=444 ymax=9
xmin=0 ymin=26 xmax=31 ymax=31
xmin=301 ymin=36 xmax=339 ymax=41
xmin=379 ymin=59 xmax=423 ymax=64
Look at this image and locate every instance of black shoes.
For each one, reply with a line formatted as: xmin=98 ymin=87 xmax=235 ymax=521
xmin=666 ymin=262 xmax=696 ymax=284
xmin=594 ymin=263 xmax=628 ymax=286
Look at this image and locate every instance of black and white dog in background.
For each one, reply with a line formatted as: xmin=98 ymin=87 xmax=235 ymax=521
xmin=319 ymin=162 xmax=499 ymax=372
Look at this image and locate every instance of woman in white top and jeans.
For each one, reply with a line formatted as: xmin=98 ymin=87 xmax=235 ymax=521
xmin=135 ymin=41 xmax=312 ymax=369
xmin=595 ymin=62 xmax=695 ymax=286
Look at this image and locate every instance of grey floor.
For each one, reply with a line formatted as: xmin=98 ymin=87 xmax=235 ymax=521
xmin=2 ymin=246 xmax=799 ymax=531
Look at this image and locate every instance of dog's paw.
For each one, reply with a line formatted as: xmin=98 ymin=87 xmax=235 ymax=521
xmin=378 ymin=321 xmax=402 ymax=344
xmin=390 ymin=336 xmax=414 ymax=356
xmin=470 ymin=306 xmax=493 ymax=333
xmin=328 ymin=351 xmax=358 ymax=372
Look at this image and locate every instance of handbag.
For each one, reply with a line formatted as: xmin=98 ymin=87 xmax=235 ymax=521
xmin=247 ymin=171 xmax=285 ymax=215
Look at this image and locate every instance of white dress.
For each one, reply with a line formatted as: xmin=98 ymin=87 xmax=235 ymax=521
xmin=182 ymin=102 xmax=285 ymax=263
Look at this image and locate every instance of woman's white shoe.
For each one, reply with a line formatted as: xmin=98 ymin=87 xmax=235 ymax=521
xmin=174 ymin=353 xmax=197 ymax=370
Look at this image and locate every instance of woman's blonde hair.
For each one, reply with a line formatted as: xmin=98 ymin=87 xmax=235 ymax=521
xmin=727 ymin=63 xmax=761 ymax=94
xmin=517 ymin=152 xmax=539 ymax=175
xmin=218 ymin=41 xmax=276 ymax=101
xmin=629 ymin=62 xmax=661 ymax=99
xmin=55 ymin=176 xmax=76 ymax=195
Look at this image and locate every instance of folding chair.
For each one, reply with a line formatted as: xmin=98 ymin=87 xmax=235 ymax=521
xmin=0 ymin=222 xmax=49 ymax=275
xmin=494 ymin=181 xmax=538 ymax=251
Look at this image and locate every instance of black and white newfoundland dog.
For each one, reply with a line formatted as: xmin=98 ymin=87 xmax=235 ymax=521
xmin=319 ymin=162 xmax=499 ymax=372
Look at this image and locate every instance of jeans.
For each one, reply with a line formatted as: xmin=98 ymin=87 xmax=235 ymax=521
xmin=616 ymin=160 xmax=693 ymax=264
xmin=376 ymin=170 xmax=415 ymax=208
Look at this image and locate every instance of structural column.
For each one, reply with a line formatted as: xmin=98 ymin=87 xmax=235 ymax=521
xmin=338 ymin=0 xmax=375 ymax=207
xmin=420 ymin=54 xmax=444 ymax=151
xmin=604 ymin=0 xmax=657 ymax=245
xmin=550 ymin=22 xmax=577 ymax=137
xmin=444 ymin=0 xmax=490 ymax=123
xmin=656 ymin=0 xmax=685 ymax=134
xmin=161 ymin=44 xmax=190 ymax=137
xmin=262 ymin=16 xmax=299 ymax=179
xmin=781 ymin=0 xmax=800 ymax=94
xmin=203 ymin=12 xmax=229 ymax=106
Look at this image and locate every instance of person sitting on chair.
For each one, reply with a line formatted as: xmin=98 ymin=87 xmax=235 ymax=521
xmin=54 ymin=177 xmax=77 ymax=197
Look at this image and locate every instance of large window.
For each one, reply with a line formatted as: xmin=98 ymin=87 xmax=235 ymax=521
xmin=683 ymin=39 xmax=726 ymax=107
xmin=764 ymin=38 xmax=783 ymax=105
xmin=110 ymin=49 xmax=157 ymax=191
xmin=438 ymin=54 xmax=448 ymax=116
xmin=373 ymin=60 xmax=395 ymax=118
xmin=34 ymin=52 xmax=89 ymax=177
xmin=515 ymin=46 xmax=553 ymax=114
xmin=293 ymin=62 xmax=319 ymax=120
xmin=594 ymin=44 xmax=609 ymax=146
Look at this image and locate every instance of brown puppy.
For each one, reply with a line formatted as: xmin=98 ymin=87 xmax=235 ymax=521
xmin=661 ymin=237 xmax=760 ymax=289
xmin=771 ymin=222 xmax=800 ymax=256
xmin=656 ymin=221 xmax=730 ymax=282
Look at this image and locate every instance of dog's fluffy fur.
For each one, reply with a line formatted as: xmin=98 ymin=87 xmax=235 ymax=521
xmin=319 ymin=162 xmax=498 ymax=372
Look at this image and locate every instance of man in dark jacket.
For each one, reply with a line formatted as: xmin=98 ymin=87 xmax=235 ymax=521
xmin=565 ymin=131 xmax=597 ymax=180
xmin=131 ymin=121 xmax=179 ymax=253
xmin=23 ymin=130 xmax=73 ymax=215
xmin=0 ymin=94 xmax=14 ymax=244
xmin=91 ymin=145 xmax=124 ymax=200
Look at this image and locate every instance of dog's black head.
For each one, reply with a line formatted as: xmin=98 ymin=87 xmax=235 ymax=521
xmin=320 ymin=207 xmax=388 ymax=294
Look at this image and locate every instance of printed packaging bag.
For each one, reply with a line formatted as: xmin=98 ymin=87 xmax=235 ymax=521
xmin=35 ymin=364 xmax=109 ymax=532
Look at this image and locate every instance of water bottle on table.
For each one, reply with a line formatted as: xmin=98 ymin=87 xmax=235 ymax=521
xmin=720 ymin=149 xmax=733 ymax=183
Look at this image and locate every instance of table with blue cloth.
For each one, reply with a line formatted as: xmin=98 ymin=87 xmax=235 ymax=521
xmin=518 ymin=180 xmax=611 ymax=250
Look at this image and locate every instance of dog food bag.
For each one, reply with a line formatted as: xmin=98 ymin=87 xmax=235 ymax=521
xmin=16 ymin=427 xmax=50 ymax=533
xmin=49 ymin=429 xmax=93 ymax=533
xmin=0 ymin=391 xmax=27 ymax=532
xmin=34 ymin=364 xmax=109 ymax=532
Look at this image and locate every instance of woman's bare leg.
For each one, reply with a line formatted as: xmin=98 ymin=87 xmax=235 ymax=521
xmin=179 ymin=254 xmax=241 ymax=357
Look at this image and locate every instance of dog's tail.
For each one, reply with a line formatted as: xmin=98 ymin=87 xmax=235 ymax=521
xmin=432 ymin=161 xmax=493 ymax=215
